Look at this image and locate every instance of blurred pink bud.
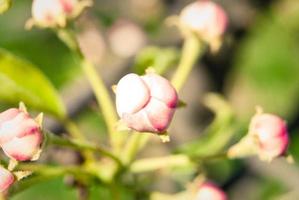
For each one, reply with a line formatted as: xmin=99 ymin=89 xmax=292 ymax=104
xmin=108 ymin=20 xmax=147 ymax=58
xmin=0 ymin=108 xmax=43 ymax=161
xmin=196 ymin=182 xmax=227 ymax=200
xmin=0 ymin=166 xmax=14 ymax=193
xmin=116 ymin=73 xmax=178 ymax=133
xmin=180 ymin=0 xmax=228 ymax=49
xmin=31 ymin=0 xmax=90 ymax=28
xmin=250 ymin=113 xmax=289 ymax=161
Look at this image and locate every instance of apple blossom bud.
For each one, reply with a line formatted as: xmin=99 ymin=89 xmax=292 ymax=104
xmin=250 ymin=113 xmax=289 ymax=161
xmin=0 ymin=108 xmax=43 ymax=161
xmin=115 ymin=72 xmax=178 ymax=133
xmin=179 ymin=0 xmax=228 ymax=50
xmin=0 ymin=166 xmax=14 ymax=193
xmin=228 ymin=112 xmax=289 ymax=162
xmin=29 ymin=0 xmax=91 ymax=28
xmin=196 ymin=182 xmax=227 ymax=200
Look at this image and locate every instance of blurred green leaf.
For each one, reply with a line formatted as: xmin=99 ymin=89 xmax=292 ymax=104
xmin=11 ymin=177 xmax=77 ymax=200
xmin=257 ymin=178 xmax=286 ymax=200
xmin=177 ymin=94 xmax=237 ymax=157
xmin=0 ymin=48 xmax=66 ymax=118
xmin=204 ymin=159 xmax=243 ymax=185
xmin=227 ymin=7 xmax=299 ymax=122
xmin=0 ymin=0 xmax=80 ymax=88
xmin=89 ymin=183 xmax=136 ymax=200
xmin=132 ymin=46 xmax=179 ymax=75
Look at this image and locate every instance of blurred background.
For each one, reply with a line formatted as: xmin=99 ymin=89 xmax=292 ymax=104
xmin=1 ymin=0 xmax=299 ymax=199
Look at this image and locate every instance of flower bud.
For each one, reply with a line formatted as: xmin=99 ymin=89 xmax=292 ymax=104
xmin=228 ymin=113 xmax=289 ymax=162
xmin=179 ymin=0 xmax=228 ymax=50
xmin=195 ymin=182 xmax=227 ymax=200
xmin=29 ymin=0 xmax=90 ymax=28
xmin=250 ymin=113 xmax=289 ymax=161
xmin=0 ymin=108 xmax=43 ymax=161
xmin=115 ymin=73 xmax=178 ymax=133
xmin=0 ymin=166 xmax=14 ymax=193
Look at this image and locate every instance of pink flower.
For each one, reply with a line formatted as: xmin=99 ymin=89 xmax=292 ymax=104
xmin=249 ymin=113 xmax=289 ymax=161
xmin=196 ymin=182 xmax=227 ymax=200
xmin=115 ymin=73 xmax=178 ymax=133
xmin=30 ymin=0 xmax=90 ymax=28
xmin=180 ymin=0 xmax=228 ymax=49
xmin=0 ymin=166 xmax=14 ymax=193
xmin=0 ymin=108 xmax=43 ymax=161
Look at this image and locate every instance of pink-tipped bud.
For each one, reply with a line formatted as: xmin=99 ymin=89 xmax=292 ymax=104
xmin=30 ymin=0 xmax=90 ymax=28
xmin=0 ymin=166 xmax=14 ymax=193
xmin=0 ymin=108 xmax=43 ymax=161
xmin=115 ymin=73 xmax=178 ymax=133
xmin=228 ymin=112 xmax=289 ymax=162
xmin=179 ymin=0 xmax=228 ymax=50
xmin=196 ymin=182 xmax=227 ymax=200
xmin=250 ymin=113 xmax=289 ymax=161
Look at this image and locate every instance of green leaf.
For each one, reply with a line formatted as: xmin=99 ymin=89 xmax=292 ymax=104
xmin=226 ymin=5 xmax=299 ymax=122
xmin=0 ymin=48 xmax=66 ymax=118
xmin=11 ymin=177 xmax=77 ymax=200
xmin=132 ymin=46 xmax=179 ymax=75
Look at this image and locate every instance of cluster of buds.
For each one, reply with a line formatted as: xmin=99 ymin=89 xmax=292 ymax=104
xmin=0 ymin=104 xmax=43 ymax=193
xmin=179 ymin=0 xmax=228 ymax=51
xmin=195 ymin=182 xmax=227 ymax=200
xmin=228 ymin=111 xmax=289 ymax=162
xmin=115 ymin=72 xmax=178 ymax=134
xmin=27 ymin=0 xmax=92 ymax=28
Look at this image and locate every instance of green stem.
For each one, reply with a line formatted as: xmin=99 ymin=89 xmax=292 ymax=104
xmin=130 ymin=154 xmax=192 ymax=173
xmin=122 ymin=133 xmax=150 ymax=165
xmin=62 ymin=118 xmax=95 ymax=164
xmin=197 ymin=152 xmax=228 ymax=162
xmin=16 ymin=163 xmax=83 ymax=176
xmin=46 ymin=130 xmax=123 ymax=167
xmin=80 ymin=59 xmax=122 ymax=152
xmin=130 ymin=152 xmax=227 ymax=174
xmin=171 ymin=34 xmax=204 ymax=91
xmin=56 ymin=28 xmax=122 ymax=153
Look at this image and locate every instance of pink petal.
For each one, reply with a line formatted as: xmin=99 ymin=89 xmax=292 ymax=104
xmin=144 ymin=98 xmax=175 ymax=133
xmin=122 ymin=110 xmax=156 ymax=133
xmin=141 ymin=73 xmax=178 ymax=108
xmin=2 ymin=131 xmax=42 ymax=161
xmin=0 ymin=166 xmax=14 ymax=192
xmin=116 ymin=73 xmax=150 ymax=117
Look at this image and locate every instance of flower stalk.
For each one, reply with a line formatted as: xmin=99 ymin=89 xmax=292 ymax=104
xmin=55 ymin=28 xmax=123 ymax=154
xmin=171 ymin=34 xmax=204 ymax=91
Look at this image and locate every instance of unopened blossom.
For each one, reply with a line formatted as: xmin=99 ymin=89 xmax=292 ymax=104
xmin=228 ymin=112 xmax=289 ymax=162
xmin=0 ymin=166 xmax=14 ymax=193
xmin=195 ymin=182 xmax=227 ymax=200
xmin=29 ymin=0 xmax=91 ymax=28
xmin=179 ymin=0 xmax=228 ymax=50
xmin=249 ymin=113 xmax=289 ymax=161
xmin=0 ymin=108 xmax=43 ymax=161
xmin=115 ymin=73 xmax=178 ymax=133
